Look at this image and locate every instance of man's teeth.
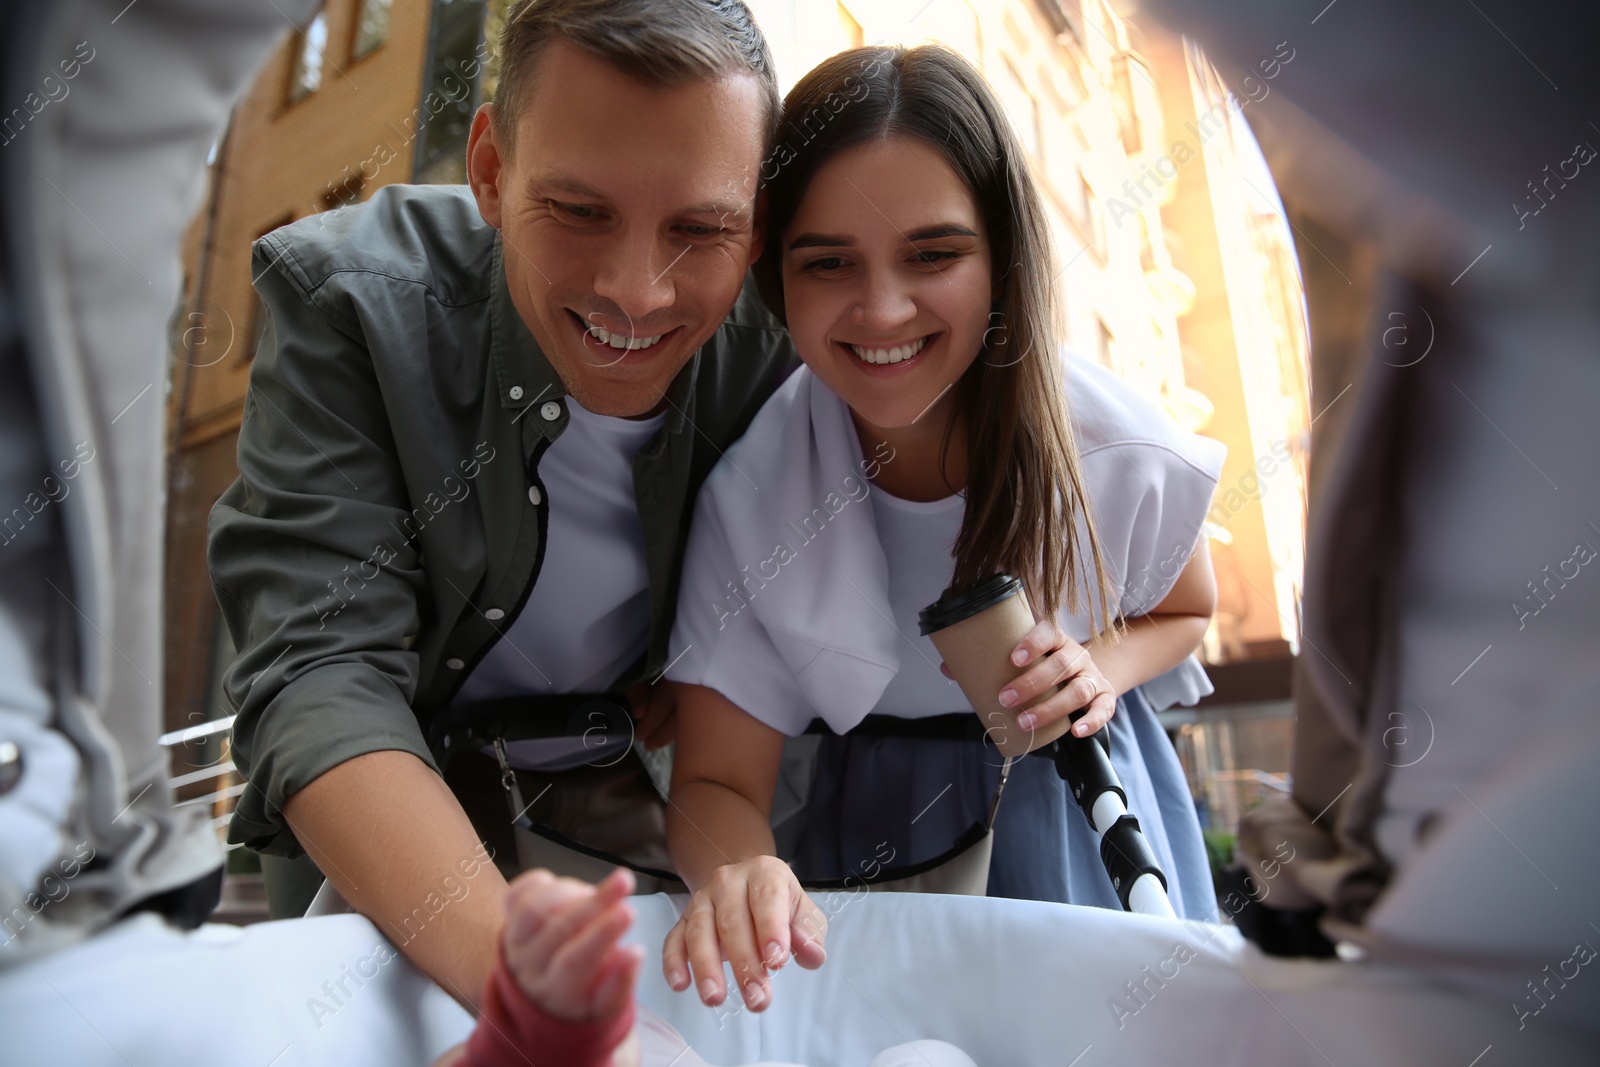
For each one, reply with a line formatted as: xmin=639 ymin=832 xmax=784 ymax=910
xmin=849 ymin=337 xmax=927 ymax=365
xmin=586 ymin=323 xmax=665 ymax=350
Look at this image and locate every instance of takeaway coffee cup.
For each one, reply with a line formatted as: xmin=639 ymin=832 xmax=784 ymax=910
xmin=919 ymin=574 xmax=1074 ymax=759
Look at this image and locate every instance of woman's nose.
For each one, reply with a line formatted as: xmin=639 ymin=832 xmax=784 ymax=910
xmin=851 ymin=272 xmax=917 ymax=334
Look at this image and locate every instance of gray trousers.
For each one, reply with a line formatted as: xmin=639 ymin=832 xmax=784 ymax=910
xmin=0 ymin=0 xmax=321 ymax=965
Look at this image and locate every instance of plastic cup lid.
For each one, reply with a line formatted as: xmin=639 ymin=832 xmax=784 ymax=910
xmin=918 ymin=574 xmax=1022 ymax=635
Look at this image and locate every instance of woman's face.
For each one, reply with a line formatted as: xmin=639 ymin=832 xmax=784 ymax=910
xmin=779 ymin=135 xmax=992 ymax=432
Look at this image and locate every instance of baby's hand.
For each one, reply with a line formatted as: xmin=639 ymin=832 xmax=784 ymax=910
xmin=502 ymin=867 xmax=644 ymax=1023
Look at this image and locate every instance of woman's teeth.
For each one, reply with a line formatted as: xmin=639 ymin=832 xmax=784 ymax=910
xmin=586 ymin=323 xmax=665 ymax=350
xmin=849 ymin=337 xmax=928 ymax=365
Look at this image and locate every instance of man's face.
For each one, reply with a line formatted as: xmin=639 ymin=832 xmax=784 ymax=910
xmin=468 ymin=43 xmax=767 ymax=417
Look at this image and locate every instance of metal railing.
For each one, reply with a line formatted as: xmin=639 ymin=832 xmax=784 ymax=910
xmin=159 ymin=715 xmax=270 ymax=923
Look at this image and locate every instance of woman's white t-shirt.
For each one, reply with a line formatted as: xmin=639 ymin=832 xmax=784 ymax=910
xmin=665 ymin=355 xmax=1227 ymax=736
xmin=866 ymin=490 xmax=968 ymax=717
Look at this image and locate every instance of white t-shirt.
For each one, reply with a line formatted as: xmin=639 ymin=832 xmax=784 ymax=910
xmin=666 ymin=356 xmax=1227 ymax=737
xmin=867 ymin=489 xmax=968 ymax=717
xmin=454 ymin=395 xmax=664 ymax=704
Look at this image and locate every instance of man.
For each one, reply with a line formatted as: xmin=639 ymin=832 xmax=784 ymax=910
xmin=208 ymin=0 xmax=797 ymax=1009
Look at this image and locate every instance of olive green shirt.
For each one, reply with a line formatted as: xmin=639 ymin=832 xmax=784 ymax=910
xmin=209 ymin=185 xmax=796 ymax=857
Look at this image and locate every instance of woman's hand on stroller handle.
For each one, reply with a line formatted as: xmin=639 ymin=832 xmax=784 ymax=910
xmin=994 ymin=620 xmax=1117 ymax=737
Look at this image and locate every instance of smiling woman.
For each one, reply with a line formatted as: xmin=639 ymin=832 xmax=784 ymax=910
xmin=754 ymin=46 xmax=1118 ymax=619
xmin=776 ymin=137 xmax=995 ymax=466
xmin=660 ymin=43 xmax=1227 ymax=1017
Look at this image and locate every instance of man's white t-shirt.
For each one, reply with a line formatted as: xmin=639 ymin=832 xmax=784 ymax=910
xmin=454 ymin=394 xmax=664 ymax=704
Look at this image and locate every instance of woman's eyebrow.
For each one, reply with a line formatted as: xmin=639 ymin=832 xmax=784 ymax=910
xmin=788 ymin=232 xmax=855 ymax=250
xmin=787 ymin=223 xmax=977 ymax=251
xmin=905 ymin=223 xmax=978 ymax=241
xmin=787 ymin=223 xmax=980 ymax=251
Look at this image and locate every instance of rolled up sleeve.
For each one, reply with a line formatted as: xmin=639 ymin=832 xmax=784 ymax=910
xmin=208 ymin=237 xmax=434 ymax=857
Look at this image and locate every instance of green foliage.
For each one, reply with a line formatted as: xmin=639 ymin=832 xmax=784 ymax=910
xmin=1202 ymin=828 xmax=1235 ymax=884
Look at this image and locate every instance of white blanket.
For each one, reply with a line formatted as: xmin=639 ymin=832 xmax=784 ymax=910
xmin=4 ymin=887 xmax=1591 ymax=1066
xmin=10 ymin=709 xmax=1597 ymax=1067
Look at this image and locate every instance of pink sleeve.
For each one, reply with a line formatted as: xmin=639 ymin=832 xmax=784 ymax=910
xmin=458 ymin=947 xmax=636 ymax=1067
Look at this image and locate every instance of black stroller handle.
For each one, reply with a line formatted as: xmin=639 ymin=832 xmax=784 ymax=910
xmin=1046 ymin=724 xmax=1175 ymax=917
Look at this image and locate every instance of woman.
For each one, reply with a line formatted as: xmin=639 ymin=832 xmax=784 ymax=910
xmin=660 ymin=44 xmax=1226 ymax=1013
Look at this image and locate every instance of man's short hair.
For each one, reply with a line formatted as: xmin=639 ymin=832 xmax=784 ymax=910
xmin=494 ymin=0 xmax=780 ymax=148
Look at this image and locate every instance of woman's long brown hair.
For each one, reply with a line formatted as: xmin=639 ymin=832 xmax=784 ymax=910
xmin=754 ymin=44 xmax=1119 ymax=633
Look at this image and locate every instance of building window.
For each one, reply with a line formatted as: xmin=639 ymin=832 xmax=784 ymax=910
xmin=288 ymin=11 xmax=328 ymax=103
xmin=1088 ymin=0 xmax=1118 ymax=52
xmin=1085 ymin=181 xmax=1107 ymax=262
xmin=480 ymin=0 xmax=516 ymax=102
xmin=322 ymin=172 xmax=366 ymax=212
xmin=415 ymin=0 xmax=488 ymax=184
xmin=1112 ymin=53 xmax=1142 ymax=154
xmin=837 ymin=3 xmax=864 ymax=48
xmin=1044 ymin=119 xmax=1083 ymax=222
xmin=994 ymin=58 xmax=1040 ymax=159
xmin=353 ymin=0 xmax=393 ymax=60
xmin=1032 ymin=0 xmax=1083 ymax=44
xmin=1096 ymin=317 xmax=1116 ymax=368
xmin=1138 ymin=214 xmax=1156 ymax=273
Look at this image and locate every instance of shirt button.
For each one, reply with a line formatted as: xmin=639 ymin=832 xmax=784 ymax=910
xmin=540 ymin=401 xmax=562 ymax=422
xmin=508 ymin=385 xmax=524 ymax=401
xmin=527 ymin=485 xmax=543 ymax=506
xmin=484 ymin=608 xmax=505 ymax=621
xmin=445 ymin=657 xmax=465 ymax=670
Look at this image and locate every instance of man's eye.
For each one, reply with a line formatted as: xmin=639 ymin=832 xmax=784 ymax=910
xmin=680 ymin=223 xmax=726 ymax=239
xmin=551 ymin=200 xmax=600 ymax=220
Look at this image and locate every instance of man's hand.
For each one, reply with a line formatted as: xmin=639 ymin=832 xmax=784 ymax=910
xmin=625 ymin=680 xmax=677 ymax=751
xmin=282 ymin=751 xmax=509 ymax=1013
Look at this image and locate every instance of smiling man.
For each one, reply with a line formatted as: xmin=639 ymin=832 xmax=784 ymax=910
xmin=208 ymin=0 xmax=795 ymax=1008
